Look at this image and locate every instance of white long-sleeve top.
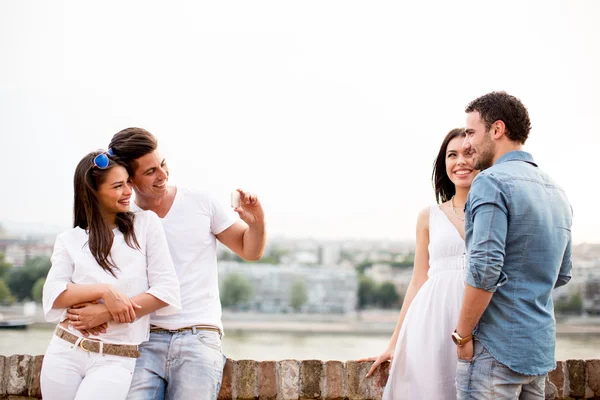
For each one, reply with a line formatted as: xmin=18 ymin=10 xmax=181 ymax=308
xmin=42 ymin=210 xmax=181 ymax=345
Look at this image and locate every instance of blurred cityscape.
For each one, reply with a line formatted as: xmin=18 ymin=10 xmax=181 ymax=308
xmin=1 ymin=222 xmax=599 ymax=318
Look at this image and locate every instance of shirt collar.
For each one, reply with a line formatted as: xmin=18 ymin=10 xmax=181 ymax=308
xmin=495 ymin=150 xmax=537 ymax=167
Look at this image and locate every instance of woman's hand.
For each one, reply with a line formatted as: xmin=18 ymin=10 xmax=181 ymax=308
xmin=102 ymin=285 xmax=141 ymax=323
xmin=358 ymin=345 xmax=395 ymax=378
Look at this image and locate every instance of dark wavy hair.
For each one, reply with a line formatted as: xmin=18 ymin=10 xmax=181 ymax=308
xmin=109 ymin=127 xmax=158 ymax=176
xmin=73 ymin=151 xmax=140 ymax=277
xmin=432 ymin=128 xmax=466 ymax=204
xmin=465 ymin=91 xmax=531 ymax=144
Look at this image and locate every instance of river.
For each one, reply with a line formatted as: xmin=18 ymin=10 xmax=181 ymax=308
xmin=1 ymin=327 xmax=599 ymax=361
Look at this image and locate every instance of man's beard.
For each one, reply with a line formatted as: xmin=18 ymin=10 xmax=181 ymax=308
xmin=474 ymin=150 xmax=494 ymax=170
xmin=473 ymin=131 xmax=495 ymax=170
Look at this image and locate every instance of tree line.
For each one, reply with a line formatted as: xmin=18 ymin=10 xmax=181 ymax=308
xmin=0 ymin=253 xmax=49 ymax=304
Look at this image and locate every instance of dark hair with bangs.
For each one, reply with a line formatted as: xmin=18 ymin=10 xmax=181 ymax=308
xmin=73 ymin=151 xmax=140 ymax=277
xmin=432 ymin=128 xmax=466 ymax=204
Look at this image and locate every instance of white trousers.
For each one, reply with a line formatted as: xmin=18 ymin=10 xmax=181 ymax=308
xmin=40 ymin=334 xmax=137 ymax=400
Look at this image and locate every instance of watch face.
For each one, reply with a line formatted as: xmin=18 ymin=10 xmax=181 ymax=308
xmin=451 ymin=332 xmax=460 ymax=345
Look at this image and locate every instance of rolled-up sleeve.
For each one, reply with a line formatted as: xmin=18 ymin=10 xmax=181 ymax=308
xmin=144 ymin=211 xmax=182 ymax=316
xmin=43 ymin=236 xmax=74 ymax=322
xmin=555 ymin=234 xmax=572 ymax=288
xmin=465 ymin=174 xmax=509 ymax=293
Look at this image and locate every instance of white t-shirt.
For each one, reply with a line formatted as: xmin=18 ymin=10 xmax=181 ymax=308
xmin=131 ymin=187 xmax=237 ymax=331
xmin=43 ymin=210 xmax=182 ymax=345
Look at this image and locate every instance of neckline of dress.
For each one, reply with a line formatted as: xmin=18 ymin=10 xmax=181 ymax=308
xmin=435 ymin=204 xmax=466 ymax=242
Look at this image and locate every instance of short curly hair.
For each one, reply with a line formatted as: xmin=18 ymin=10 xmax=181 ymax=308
xmin=465 ymin=91 xmax=532 ymax=144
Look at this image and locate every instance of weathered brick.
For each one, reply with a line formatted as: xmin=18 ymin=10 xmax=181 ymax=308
xmin=370 ymin=360 xmax=390 ymax=399
xmin=258 ymin=361 xmax=277 ymax=400
xmin=6 ymin=355 xmax=31 ymax=397
xmin=0 ymin=355 xmax=6 ymax=398
xmin=322 ymin=361 xmax=344 ymax=400
xmin=28 ymin=355 xmax=43 ymax=398
xmin=566 ymin=359 xmax=586 ymax=398
xmin=218 ymin=358 xmax=234 ymax=400
xmin=5 ymin=354 xmax=600 ymax=400
xmin=236 ymin=360 xmax=258 ymax=400
xmin=300 ymin=360 xmax=322 ymax=399
xmin=548 ymin=361 xmax=565 ymax=399
xmin=587 ymin=359 xmax=600 ymax=397
xmin=278 ymin=360 xmax=299 ymax=400
xmin=346 ymin=361 xmax=370 ymax=400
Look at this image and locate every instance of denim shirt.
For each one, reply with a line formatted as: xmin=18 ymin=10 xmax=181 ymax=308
xmin=464 ymin=150 xmax=572 ymax=376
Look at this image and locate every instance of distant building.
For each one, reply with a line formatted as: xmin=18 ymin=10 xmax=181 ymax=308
xmin=317 ymin=244 xmax=341 ymax=266
xmin=290 ymin=251 xmax=319 ymax=265
xmin=573 ymin=260 xmax=600 ymax=281
xmin=583 ymin=278 xmax=600 ymax=315
xmin=364 ymin=263 xmax=412 ymax=295
xmin=0 ymin=240 xmax=53 ymax=267
xmin=219 ymin=262 xmax=358 ymax=314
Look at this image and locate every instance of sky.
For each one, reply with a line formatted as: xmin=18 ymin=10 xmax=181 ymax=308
xmin=0 ymin=1 xmax=598 ymax=243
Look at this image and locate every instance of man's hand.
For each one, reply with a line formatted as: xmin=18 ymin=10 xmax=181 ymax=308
xmin=67 ymin=302 xmax=112 ymax=336
xmin=457 ymin=339 xmax=474 ymax=361
xmin=233 ymin=189 xmax=265 ymax=227
xmin=76 ymin=324 xmax=108 ymax=338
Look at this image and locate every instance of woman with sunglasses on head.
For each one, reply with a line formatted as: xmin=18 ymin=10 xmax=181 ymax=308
xmin=359 ymin=128 xmax=478 ymax=399
xmin=40 ymin=150 xmax=181 ymax=400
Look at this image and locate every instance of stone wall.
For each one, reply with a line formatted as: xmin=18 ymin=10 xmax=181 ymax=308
xmin=1 ymin=355 xmax=599 ymax=399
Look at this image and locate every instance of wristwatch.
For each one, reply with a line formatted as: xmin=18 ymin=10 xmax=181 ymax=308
xmin=451 ymin=330 xmax=473 ymax=346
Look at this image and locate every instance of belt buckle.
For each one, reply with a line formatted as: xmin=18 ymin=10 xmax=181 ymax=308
xmin=78 ymin=338 xmax=93 ymax=352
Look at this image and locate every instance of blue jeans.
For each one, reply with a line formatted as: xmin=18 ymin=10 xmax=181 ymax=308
xmin=456 ymin=340 xmax=546 ymax=400
xmin=126 ymin=330 xmax=226 ymax=400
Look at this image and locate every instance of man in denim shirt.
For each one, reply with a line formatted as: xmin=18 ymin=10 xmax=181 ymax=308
xmin=453 ymin=92 xmax=572 ymax=399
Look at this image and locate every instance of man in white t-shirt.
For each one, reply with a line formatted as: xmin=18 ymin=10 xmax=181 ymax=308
xmin=70 ymin=127 xmax=266 ymax=400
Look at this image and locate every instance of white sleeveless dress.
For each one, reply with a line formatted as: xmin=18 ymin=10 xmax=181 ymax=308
xmin=382 ymin=205 xmax=466 ymax=400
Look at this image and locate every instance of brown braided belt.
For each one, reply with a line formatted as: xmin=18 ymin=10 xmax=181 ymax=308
xmin=150 ymin=325 xmax=221 ymax=336
xmin=55 ymin=328 xmax=140 ymax=358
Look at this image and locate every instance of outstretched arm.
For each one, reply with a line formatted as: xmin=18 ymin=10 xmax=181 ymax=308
xmin=359 ymin=207 xmax=431 ymax=377
xmin=217 ymin=189 xmax=266 ymax=261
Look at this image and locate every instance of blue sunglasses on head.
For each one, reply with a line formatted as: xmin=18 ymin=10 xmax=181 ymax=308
xmin=93 ymin=148 xmax=115 ymax=169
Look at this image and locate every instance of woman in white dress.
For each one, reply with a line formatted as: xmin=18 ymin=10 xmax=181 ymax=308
xmin=359 ymin=128 xmax=478 ymax=399
xmin=40 ymin=150 xmax=181 ymax=400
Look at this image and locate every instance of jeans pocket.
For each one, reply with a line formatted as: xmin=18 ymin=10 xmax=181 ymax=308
xmin=197 ymin=331 xmax=222 ymax=352
xmin=455 ymin=359 xmax=471 ymax=393
xmin=457 ymin=340 xmax=486 ymax=364
xmin=469 ymin=342 xmax=486 ymax=363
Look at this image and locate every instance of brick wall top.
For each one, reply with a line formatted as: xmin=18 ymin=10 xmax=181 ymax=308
xmin=0 ymin=355 xmax=598 ymax=399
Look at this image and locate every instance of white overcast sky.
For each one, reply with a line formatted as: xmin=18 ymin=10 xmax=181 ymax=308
xmin=0 ymin=1 xmax=598 ymax=243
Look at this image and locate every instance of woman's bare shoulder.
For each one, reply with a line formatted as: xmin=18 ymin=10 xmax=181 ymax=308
xmin=416 ymin=205 xmax=433 ymax=230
